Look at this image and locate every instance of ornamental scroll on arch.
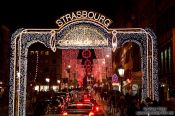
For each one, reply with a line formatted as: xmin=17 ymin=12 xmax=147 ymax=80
xmin=112 ymin=30 xmax=118 ymax=52
xmin=50 ymin=30 xmax=56 ymax=52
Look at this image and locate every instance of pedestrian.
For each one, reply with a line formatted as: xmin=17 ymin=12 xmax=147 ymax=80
xmin=118 ymin=94 xmax=127 ymax=116
xmin=164 ymin=89 xmax=175 ymax=111
xmin=128 ymin=96 xmax=140 ymax=116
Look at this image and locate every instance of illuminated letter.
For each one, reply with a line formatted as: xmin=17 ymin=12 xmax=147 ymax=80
xmin=98 ymin=15 xmax=105 ymax=24
xmin=76 ymin=11 xmax=82 ymax=18
xmin=60 ymin=16 xmax=67 ymax=24
xmin=93 ymin=12 xmax=100 ymax=21
xmin=65 ymin=14 xmax=72 ymax=22
xmin=88 ymin=11 xmax=94 ymax=19
xmin=82 ymin=11 xmax=88 ymax=19
xmin=71 ymin=12 xmax=77 ymax=20
xmin=104 ymin=19 xmax=112 ymax=27
xmin=56 ymin=19 xmax=63 ymax=27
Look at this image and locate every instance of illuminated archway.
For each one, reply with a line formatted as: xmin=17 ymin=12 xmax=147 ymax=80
xmin=116 ymin=30 xmax=158 ymax=101
xmin=9 ymin=11 xmax=158 ymax=116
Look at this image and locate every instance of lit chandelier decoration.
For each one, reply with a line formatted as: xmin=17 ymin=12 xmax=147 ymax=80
xmin=9 ymin=10 xmax=158 ymax=116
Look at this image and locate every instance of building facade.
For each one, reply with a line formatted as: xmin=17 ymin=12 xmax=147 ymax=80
xmin=27 ymin=43 xmax=62 ymax=92
xmin=113 ymin=0 xmax=175 ymax=101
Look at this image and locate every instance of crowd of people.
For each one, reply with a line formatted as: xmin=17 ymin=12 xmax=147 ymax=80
xmin=93 ymin=86 xmax=175 ymax=116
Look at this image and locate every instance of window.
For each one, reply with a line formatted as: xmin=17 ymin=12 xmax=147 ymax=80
xmin=0 ymin=32 xmax=2 ymax=51
xmin=161 ymin=52 xmax=164 ymax=73
xmin=52 ymin=58 xmax=56 ymax=64
xmin=35 ymin=51 xmax=38 ymax=54
xmin=164 ymin=49 xmax=167 ymax=73
xmin=40 ymin=51 xmax=44 ymax=55
xmin=160 ymin=45 xmax=172 ymax=74
xmin=45 ymin=59 xmax=49 ymax=63
xmin=30 ymin=51 xmax=35 ymax=55
xmin=168 ymin=47 xmax=171 ymax=72
xmin=45 ymin=51 xmax=49 ymax=55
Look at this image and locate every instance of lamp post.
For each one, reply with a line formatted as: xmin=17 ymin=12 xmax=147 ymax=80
xmin=67 ymin=65 xmax=71 ymax=88
xmin=106 ymin=67 xmax=108 ymax=81
xmin=105 ymin=54 xmax=109 ymax=80
xmin=57 ymin=79 xmax=61 ymax=91
xmin=45 ymin=78 xmax=50 ymax=91
xmin=118 ymin=68 xmax=124 ymax=93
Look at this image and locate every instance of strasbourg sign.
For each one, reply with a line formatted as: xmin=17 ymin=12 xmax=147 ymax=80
xmin=56 ymin=10 xmax=112 ymax=29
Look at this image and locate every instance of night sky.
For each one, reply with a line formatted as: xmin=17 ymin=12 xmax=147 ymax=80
xmin=0 ymin=0 xmax=134 ymax=32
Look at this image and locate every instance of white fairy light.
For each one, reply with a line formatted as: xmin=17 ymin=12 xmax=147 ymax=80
xmin=9 ymin=28 xmax=25 ymax=116
xmin=34 ymin=51 xmax=39 ymax=81
xmin=146 ymin=28 xmax=159 ymax=101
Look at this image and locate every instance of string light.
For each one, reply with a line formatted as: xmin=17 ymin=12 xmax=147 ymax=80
xmin=9 ymin=16 xmax=158 ymax=116
xmin=9 ymin=28 xmax=25 ymax=116
xmin=34 ymin=51 xmax=39 ymax=81
xmin=146 ymin=28 xmax=159 ymax=101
